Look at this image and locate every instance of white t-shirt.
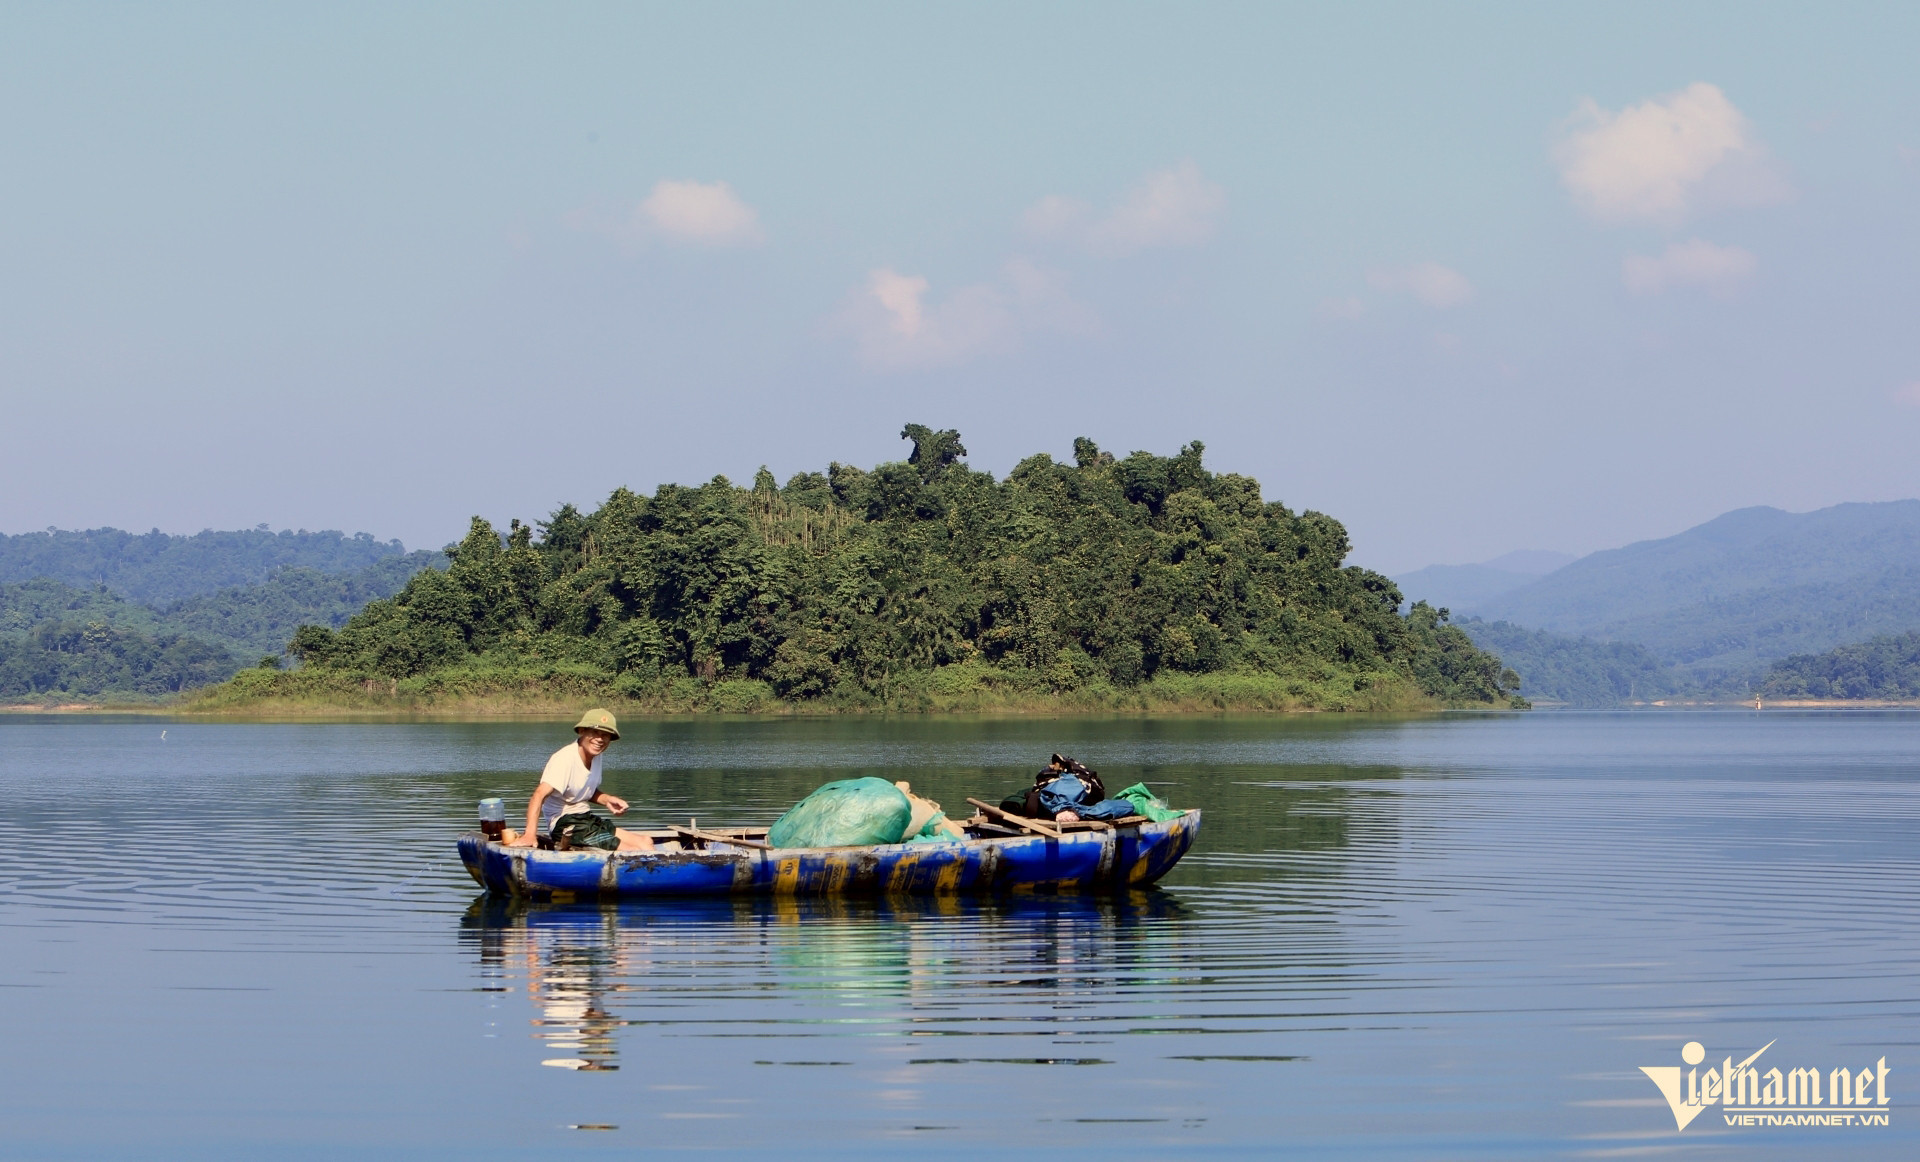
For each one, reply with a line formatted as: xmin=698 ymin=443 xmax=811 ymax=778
xmin=538 ymin=742 xmax=603 ymax=833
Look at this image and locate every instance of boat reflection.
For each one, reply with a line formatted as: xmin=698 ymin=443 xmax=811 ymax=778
xmin=460 ymin=891 xmax=1193 ymax=1073
xmin=470 ymin=902 xmax=626 ymax=1070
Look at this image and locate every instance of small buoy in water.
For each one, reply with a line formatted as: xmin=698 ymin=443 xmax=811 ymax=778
xmin=160 ymin=730 xmax=167 ymax=741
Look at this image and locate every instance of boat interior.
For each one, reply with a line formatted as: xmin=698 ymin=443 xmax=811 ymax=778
xmin=507 ymin=803 xmax=1162 ymax=853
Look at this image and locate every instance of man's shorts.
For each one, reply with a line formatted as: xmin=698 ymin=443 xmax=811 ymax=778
xmin=549 ymin=811 xmax=620 ymax=851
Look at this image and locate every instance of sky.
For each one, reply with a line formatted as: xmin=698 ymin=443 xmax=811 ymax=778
xmin=2 ymin=2 xmax=1917 ymax=575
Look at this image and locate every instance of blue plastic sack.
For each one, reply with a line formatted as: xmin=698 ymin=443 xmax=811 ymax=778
xmin=1036 ymin=775 xmax=1139 ymax=821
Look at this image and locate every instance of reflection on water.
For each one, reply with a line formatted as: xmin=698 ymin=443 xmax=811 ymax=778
xmin=2 ymin=711 xmax=1918 ymax=1157
xmin=462 ymin=891 xmax=1195 ymax=1075
xmin=473 ymin=902 xmax=626 ymax=1071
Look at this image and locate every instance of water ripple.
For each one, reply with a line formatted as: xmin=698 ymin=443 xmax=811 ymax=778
xmin=2 ymin=713 xmax=1916 ymax=1157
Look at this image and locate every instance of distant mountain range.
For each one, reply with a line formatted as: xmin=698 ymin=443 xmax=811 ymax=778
xmin=0 ymin=528 xmax=436 ymax=702
xmin=0 ymin=526 xmax=412 ymax=605
xmin=1396 ymin=501 xmax=1920 ymax=705
xmin=1391 ymin=550 xmax=1575 ymax=614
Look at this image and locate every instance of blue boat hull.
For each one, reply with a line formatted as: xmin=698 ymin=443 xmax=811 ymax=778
xmin=457 ymin=810 xmax=1200 ymax=900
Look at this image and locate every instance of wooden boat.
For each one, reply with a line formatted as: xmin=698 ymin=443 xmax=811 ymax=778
xmin=457 ymin=807 xmax=1201 ymax=900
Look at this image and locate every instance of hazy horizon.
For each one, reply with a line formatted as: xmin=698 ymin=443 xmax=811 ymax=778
xmin=5 ymin=3 xmax=1918 ymax=575
xmin=15 ymin=495 xmax=1918 ymax=582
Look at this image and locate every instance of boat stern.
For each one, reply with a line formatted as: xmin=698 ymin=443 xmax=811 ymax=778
xmin=1118 ymin=809 xmax=1201 ymax=886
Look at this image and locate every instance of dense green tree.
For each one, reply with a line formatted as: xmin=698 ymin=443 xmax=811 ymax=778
xmin=1758 ymin=631 xmax=1920 ymax=700
xmin=288 ymin=429 xmax=1522 ymax=707
xmin=0 ymin=579 xmax=160 ymax=637
xmin=901 ymin=424 xmax=967 ymax=480
xmin=0 ymin=619 xmax=235 ymax=699
xmin=158 ymin=552 xmax=440 ymax=656
xmin=1456 ymin=617 xmax=1690 ymax=707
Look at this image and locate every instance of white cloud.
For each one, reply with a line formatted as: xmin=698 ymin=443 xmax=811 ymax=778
xmin=1020 ymin=194 xmax=1088 ymax=238
xmin=637 ymin=179 xmax=763 ymax=244
xmin=1553 ymin=82 xmax=1790 ymax=223
xmin=838 ymin=259 xmax=1097 ymax=371
xmin=1367 ymin=262 xmax=1474 ymax=308
xmin=1023 ymin=161 xmax=1225 ymax=256
xmin=868 ymin=269 xmax=929 ymax=337
xmin=1621 ymin=238 xmax=1758 ymax=294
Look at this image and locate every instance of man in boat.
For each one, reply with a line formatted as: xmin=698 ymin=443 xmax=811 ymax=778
xmin=1003 ymin=754 xmax=1140 ymax=823
xmin=505 ymin=709 xmax=654 ymax=852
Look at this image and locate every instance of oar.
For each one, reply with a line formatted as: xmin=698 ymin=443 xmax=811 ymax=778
xmin=965 ymin=798 xmax=1064 ymax=839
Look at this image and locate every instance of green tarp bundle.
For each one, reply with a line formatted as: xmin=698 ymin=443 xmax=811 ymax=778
xmin=768 ymin=777 xmax=914 ymax=848
xmin=1114 ymin=782 xmax=1183 ymax=823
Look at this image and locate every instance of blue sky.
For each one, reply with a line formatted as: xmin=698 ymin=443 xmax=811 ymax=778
xmin=3 ymin=2 xmax=1916 ymax=573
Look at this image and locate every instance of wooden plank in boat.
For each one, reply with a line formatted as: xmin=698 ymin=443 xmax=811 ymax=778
xmin=670 ymin=824 xmax=773 ymax=850
xmin=965 ymin=798 xmax=1064 ymax=839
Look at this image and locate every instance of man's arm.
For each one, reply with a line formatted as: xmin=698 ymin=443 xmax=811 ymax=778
xmin=508 ymin=783 xmax=555 ymax=847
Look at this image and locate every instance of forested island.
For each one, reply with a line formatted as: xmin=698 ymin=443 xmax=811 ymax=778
xmin=197 ymin=428 xmax=1523 ymax=715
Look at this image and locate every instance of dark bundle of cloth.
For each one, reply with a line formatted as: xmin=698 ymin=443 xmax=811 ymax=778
xmin=1001 ymin=753 xmax=1140 ymax=822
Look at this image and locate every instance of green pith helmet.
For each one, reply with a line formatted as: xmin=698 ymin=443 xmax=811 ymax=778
xmin=573 ymin=708 xmax=620 ymax=740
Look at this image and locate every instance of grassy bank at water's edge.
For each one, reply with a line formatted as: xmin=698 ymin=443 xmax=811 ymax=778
xmin=184 ymin=658 xmax=1492 ymax=716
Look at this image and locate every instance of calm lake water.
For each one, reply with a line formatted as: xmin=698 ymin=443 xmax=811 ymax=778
xmin=2 ymin=711 xmax=1916 ymax=1159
